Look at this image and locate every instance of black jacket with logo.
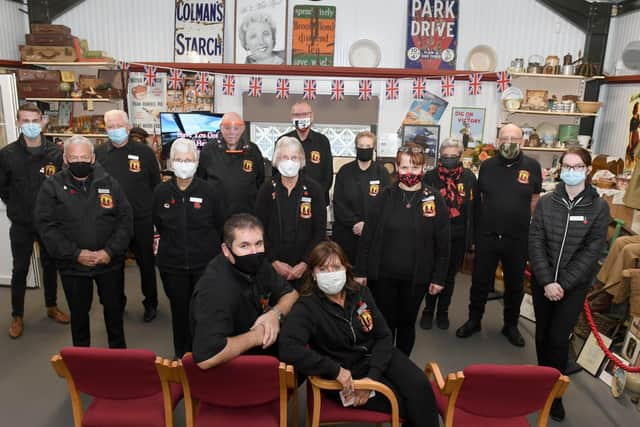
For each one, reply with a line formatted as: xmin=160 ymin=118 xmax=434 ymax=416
xmin=153 ymin=177 xmax=227 ymax=271
xmin=35 ymin=164 xmax=133 ymax=276
xmin=529 ymin=183 xmax=609 ymax=292
xmin=0 ymin=135 xmax=62 ymax=227
xmin=279 ymin=285 xmax=392 ymax=381
xmin=196 ymin=137 xmax=265 ymax=215
xmin=94 ymin=137 xmax=160 ymax=220
xmin=255 ymin=173 xmax=326 ymax=265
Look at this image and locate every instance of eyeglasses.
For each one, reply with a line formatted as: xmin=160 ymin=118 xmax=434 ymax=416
xmin=172 ymin=159 xmax=196 ymax=164
xmin=498 ymin=137 xmax=523 ymax=144
xmin=398 ymin=145 xmax=424 ymax=154
xmin=561 ymin=164 xmax=587 ymax=172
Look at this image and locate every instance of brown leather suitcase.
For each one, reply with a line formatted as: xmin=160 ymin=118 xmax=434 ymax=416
xmin=30 ymin=24 xmax=71 ymax=35
xmin=17 ymin=81 xmax=64 ymax=98
xmin=20 ymin=45 xmax=77 ymax=62
xmin=16 ymin=69 xmax=61 ymax=82
xmin=26 ymin=33 xmax=74 ymax=47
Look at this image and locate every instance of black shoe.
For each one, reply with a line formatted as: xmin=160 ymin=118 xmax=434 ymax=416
xmin=456 ymin=319 xmax=481 ymax=338
xmin=501 ymin=325 xmax=525 ymax=347
xmin=550 ymin=398 xmax=565 ymax=421
xmin=420 ymin=310 xmax=434 ymax=330
xmin=143 ymin=306 xmax=157 ymax=322
xmin=436 ymin=313 xmax=450 ymax=330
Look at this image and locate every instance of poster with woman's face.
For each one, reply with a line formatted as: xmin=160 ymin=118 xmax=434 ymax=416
xmin=235 ymin=0 xmax=287 ymax=64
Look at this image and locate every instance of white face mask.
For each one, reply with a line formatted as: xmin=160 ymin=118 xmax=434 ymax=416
xmin=172 ymin=161 xmax=197 ymax=179
xmin=315 ymin=270 xmax=347 ymax=295
xmin=292 ymin=117 xmax=311 ymax=130
xmin=277 ymin=159 xmax=300 ymax=177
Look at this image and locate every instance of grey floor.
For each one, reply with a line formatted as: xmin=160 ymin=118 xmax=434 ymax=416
xmin=1 ymin=266 xmax=638 ymax=427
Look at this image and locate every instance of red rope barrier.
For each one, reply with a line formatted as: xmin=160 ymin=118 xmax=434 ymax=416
xmin=583 ymin=298 xmax=640 ymax=373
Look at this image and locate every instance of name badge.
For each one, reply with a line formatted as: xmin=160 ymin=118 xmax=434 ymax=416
xmin=189 ymin=197 xmax=203 ymax=203
xmin=98 ymin=188 xmax=110 ymax=194
xmin=301 ymin=196 xmax=312 ymax=203
xmin=422 ymin=195 xmax=435 ymax=202
xmin=128 ymin=154 xmax=139 ymax=160
xmin=369 ymin=180 xmax=380 ymax=185
xmin=569 ymin=215 xmax=585 ymax=222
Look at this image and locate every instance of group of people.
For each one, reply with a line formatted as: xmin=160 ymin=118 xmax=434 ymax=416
xmin=2 ymin=100 xmax=611 ymax=425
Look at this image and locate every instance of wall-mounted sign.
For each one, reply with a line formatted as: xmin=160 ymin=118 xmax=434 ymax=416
xmin=405 ymin=0 xmax=458 ymax=70
xmin=292 ymin=5 xmax=336 ymax=66
xmin=174 ymin=0 xmax=225 ymax=63
xmin=128 ymin=72 xmax=167 ymax=135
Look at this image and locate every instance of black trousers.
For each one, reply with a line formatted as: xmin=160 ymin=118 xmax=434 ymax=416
xmin=61 ymin=268 xmax=126 ymax=348
xmin=468 ymin=233 xmax=528 ymax=325
xmin=129 ymin=217 xmax=158 ymax=309
xmin=159 ymin=268 xmax=204 ymax=358
xmin=332 ymin=225 xmax=359 ymax=265
xmin=424 ymin=236 xmax=467 ymax=315
xmin=533 ymin=283 xmax=589 ymax=372
xmin=370 ymin=277 xmax=424 ymax=356
xmin=10 ymin=223 xmax=59 ymax=317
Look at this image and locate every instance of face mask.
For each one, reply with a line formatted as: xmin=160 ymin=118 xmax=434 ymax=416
xmin=315 ymin=270 xmax=347 ymax=295
xmin=560 ymin=169 xmax=586 ymax=186
xmin=21 ymin=123 xmax=42 ymax=139
xmin=172 ymin=161 xmax=197 ymax=179
xmin=398 ymin=172 xmax=422 ymax=187
xmin=499 ymin=142 xmax=520 ymax=160
xmin=292 ymin=117 xmax=311 ymax=130
xmin=356 ymin=147 xmax=374 ymax=162
xmin=231 ymin=251 xmax=265 ymax=275
xmin=68 ymin=161 xmax=94 ymax=179
xmin=278 ymin=159 xmax=300 ymax=177
xmin=440 ymin=156 xmax=461 ymax=169
xmin=107 ymin=127 xmax=129 ymax=145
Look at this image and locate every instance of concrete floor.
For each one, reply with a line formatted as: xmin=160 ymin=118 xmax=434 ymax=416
xmin=1 ymin=266 xmax=638 ymax=426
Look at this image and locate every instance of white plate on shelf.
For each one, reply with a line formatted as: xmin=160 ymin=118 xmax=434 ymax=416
xmin=466 ymin=45 xmax=497 ymax=71
xmin=349 ymin=39 xmax=381 ymax=68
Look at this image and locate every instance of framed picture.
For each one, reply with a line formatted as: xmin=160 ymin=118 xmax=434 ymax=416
xmin=401 ymin=124 xmax=440 ymax=170
xmin=525 ymin=89 xmax=548 ymax=109
xmin=450 ymin=107 xmax=486 ymax=147
xmin=57 ymin=101 xmax=73 ymax=128
xmin=403 ymin=93 xmax=449 ymax=125
xmin=599 ymin=353 xmax=629 ymax=387
xmin=174 ymin=0 xmax=225 ymax=63
xmin=622 ymin=329 xmax=640 ymax=365
xmin=576 ymin=332 xmax=612 ymax=376
xmin=235 ymin=0 xmax=287 ymax=64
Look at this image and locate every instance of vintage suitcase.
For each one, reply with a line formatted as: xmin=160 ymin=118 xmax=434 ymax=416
xmin=20 ymin=45 xmax=77 ymax=62
xmin=26 ymin=33 xmax=74 ymax=47
xmin=17 ymin=81 xmax=64 ymax=98
xmin=30 ymin=24 xmax=71 ymax=35
xmin=16 ymin=69 xmax=60 ymax=82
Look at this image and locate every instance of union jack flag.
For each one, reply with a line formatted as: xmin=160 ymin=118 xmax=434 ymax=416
xmin=468 ymin=73 xmax=483 ymax=96
xmin=222 ymin=74 xmax=236 ymax=96
xmin=115 ymin=60 xmax=130 ymax=71
xmin=195 ymin=72 xmax=210 ymax=94
xmin=331 ymin=80 xmax=344 ymax=101
xmin=248 ymin=76 xmax=262 ymax=97
xmin=412 ymin=77 xmax=427 ymax=99
xmin=167 ymin=68 xmax=184 ymax=90
xmin=496 ymin=71 xmax=512 ymax=93
xmin=359 ymin=79 xmax=372 ymax=101
xmin=303 ymin=79 xmax=317 ymax=100
xmin=440 ymin=75 xmax=455 ymax=97
xmin=275 ymin=78 xmax=290 ymax=100
xmin=385 ymin=79 xmax=399 ymax=100
xmin=143 ymin=65 xmax=157 ymax=86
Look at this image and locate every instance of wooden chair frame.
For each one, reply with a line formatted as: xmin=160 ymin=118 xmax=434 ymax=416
xmin=173 ymin=355 xmax=298 ymax=427
xmin=425 ymin=362 xmax=570 ymax=427
xmin=50 ymin=354 xmax=176 ymax=427
xmin=306 ymin=375 xmax=401 ymax=427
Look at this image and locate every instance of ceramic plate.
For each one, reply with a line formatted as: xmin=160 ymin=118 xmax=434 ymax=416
xmin=466 ymin=45 xmax=497 ymax=71
xmin=349 ymin=39 xmax=381 ymax=68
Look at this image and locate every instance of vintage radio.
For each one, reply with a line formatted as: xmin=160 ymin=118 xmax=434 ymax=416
xmin=16 ymin=69 xmax=61 ymax=82
xmin=20 ymin=45 xmax=77 ymax=62
xmin=26 ymin=33 xmax=74 ymax=47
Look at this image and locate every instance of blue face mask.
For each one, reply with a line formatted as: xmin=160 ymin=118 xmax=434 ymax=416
xmin=560 ymin=169 xmax=586 ymax=186
xmin=21 ymin=123 xmax=41 ymax=139
xmin=107 ymin=127 xmax=129 ymax=145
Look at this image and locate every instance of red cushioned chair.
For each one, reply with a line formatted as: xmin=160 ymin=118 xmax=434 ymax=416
xmin=179 ymin=353 xmax=297 ymax=427
xmin=425 ymin=362 xmax=570 ymax=427
xmin=50 ymin=347 xmax=183 ymax=427
xmin=306 ymin=375 xmax=401 ymax=427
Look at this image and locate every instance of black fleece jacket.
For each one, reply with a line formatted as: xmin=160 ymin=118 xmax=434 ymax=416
xmin=279 ymin=285 xmax=392 ymax=381
xmin=529 ymin=183 xmax=609 ymax=292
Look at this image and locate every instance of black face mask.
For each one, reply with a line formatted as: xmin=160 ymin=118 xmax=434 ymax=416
xmin=356 ymin=147 xmax=374 ymax=162
xmin=68 ymin=162 xmax=94 ymax=179
xmin=440 ymin=156 xmax=461 ymax=170
xmin=231 ymin=251 xmax=265 ymax=275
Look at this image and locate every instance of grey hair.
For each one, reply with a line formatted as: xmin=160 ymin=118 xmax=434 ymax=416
xmin=272 ymin=136 xmax=306 ymax=168
xmin=170 ymin=138 xmax=199 ymax=162
xmin=64 ymin=135 xmax=94 ymax=155
xmin=104 ymin=109 xmax=129 ymax=125
xmin=439 ymin=138 xmax=464 ymax=155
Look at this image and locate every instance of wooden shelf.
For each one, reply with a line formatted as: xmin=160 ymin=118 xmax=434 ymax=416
xmin=511 ymin=72 xmax=604 ymax=81
xmin=44 ymin=133 xmax=107 ymax=138
xmin=506 ymin=109 xmax=598 ymax=117
xmin=522 ymin=146 xmax=590 ymax=152
xmin=25 ymin=98 xmax=119 ymax=102
xmin=22 ymin=61 xmax=115 ymax=66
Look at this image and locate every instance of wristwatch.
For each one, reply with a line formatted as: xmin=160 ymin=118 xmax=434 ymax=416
xmin=270 ymin=307 xmax=284 ymax=324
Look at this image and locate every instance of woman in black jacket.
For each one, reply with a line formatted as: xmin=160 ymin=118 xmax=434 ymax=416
xmin=333 ymin=131 xmax=390 ymax=263
xmin=529 ymin=146 xmax=609 ymax=421
xmin=279 ymin=240 xmax=438 ymax=427
xmin=355 ymin=142 xmax=450 ymax=356
xmin=153 ymin=138 xmax=227 ymax=358
xmin=255 ymin=136 xmax=326 ymax=289
xmin=420 ymin=138 xmax=477 ymax=330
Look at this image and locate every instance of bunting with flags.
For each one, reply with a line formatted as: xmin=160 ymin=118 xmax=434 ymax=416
xmin=222 ymin=74 xmax=236 ymax=96
xmin=468 ymin=73 xmax=483 ymax=95
xmin=303 ymin=79 xmax=317 ymax=100
xmin=412 ymin=77 xmax=427 ymax=99
xmin=358 ymin=79 xmax=372 ymax=101
xmin=331 ymin=79 xmax=344 ymax=101
xmin=143 ymin=65 xmax=157 ymax=86
xmin=385 ymin=79 xmax=399 ymax=100
xmin=195 ymin=72 xmax=210 ymax=93
xmin=440 ymin=75 xmax=455 ymax=97
xmin=275 ymin=78 xmax=290 ymax=100
xmin=167 ymin=68 xmax=184 ymax=90
xmin=115 ymin=60 xmax=130 ymax=71
xmin=496 ymin=71 xmax=512 ymax=93
xmin=248 ymin=76 xmax=263 ymax=97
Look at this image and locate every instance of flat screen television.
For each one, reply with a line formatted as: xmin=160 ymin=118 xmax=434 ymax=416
xmin=159 ymin=112 xmax=223 ymax=155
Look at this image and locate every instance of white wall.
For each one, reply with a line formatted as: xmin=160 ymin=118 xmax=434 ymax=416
xmin=0 ymin=2 xmax=28 ymax=60
xmin=603 ymin=9 xmax=640 ymax=76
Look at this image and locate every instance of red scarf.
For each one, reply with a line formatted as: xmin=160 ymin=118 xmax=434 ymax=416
xmin=437 ymin=164 xmax=464 ymax=218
